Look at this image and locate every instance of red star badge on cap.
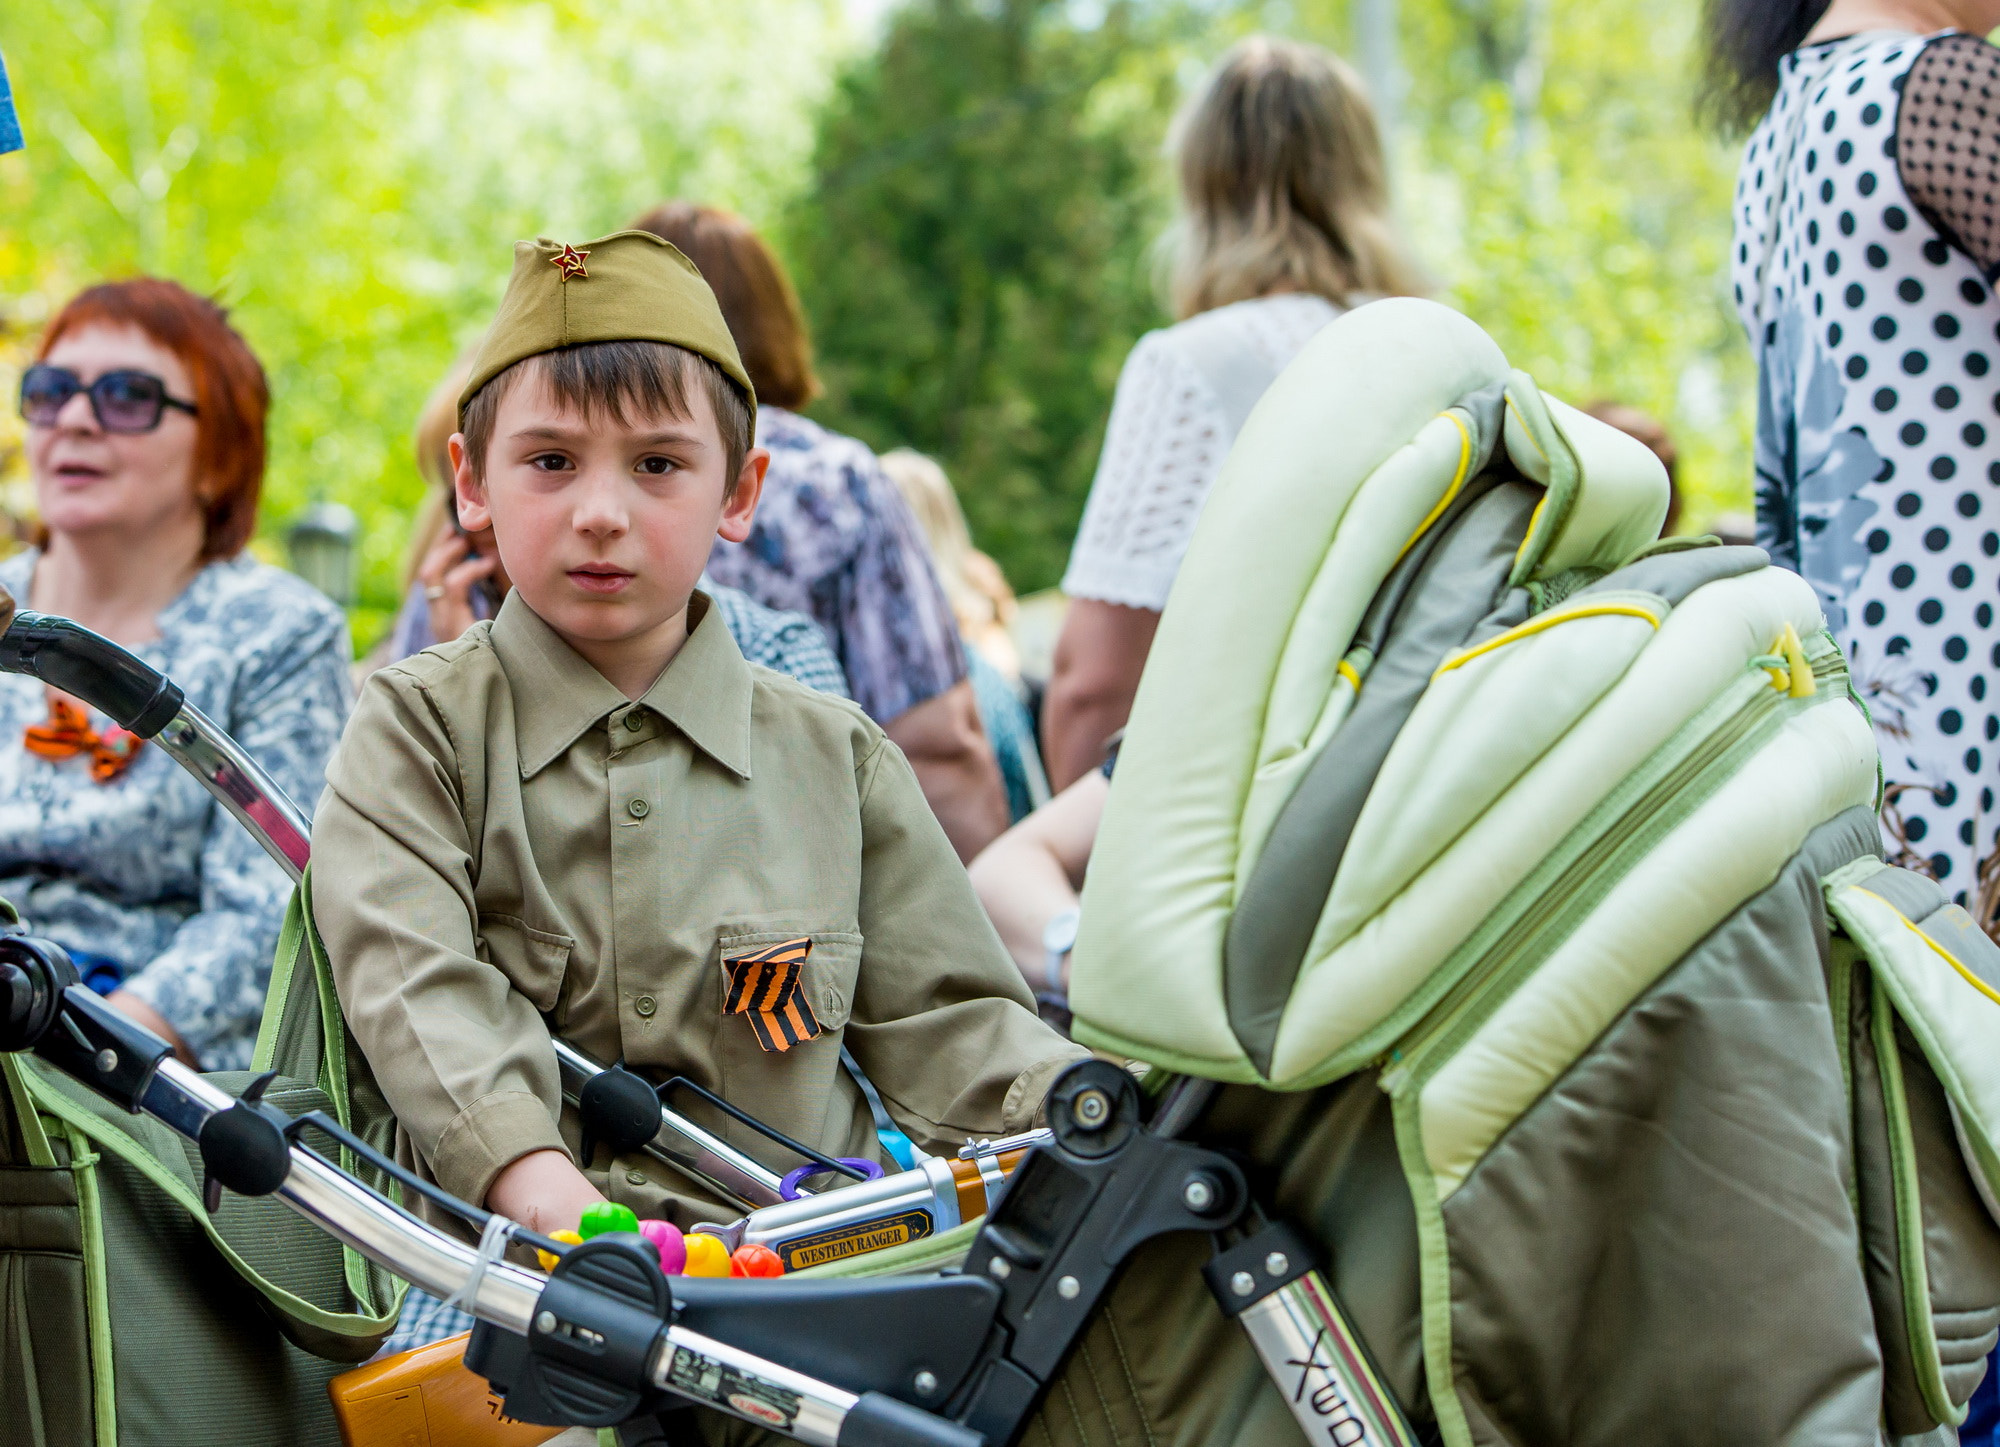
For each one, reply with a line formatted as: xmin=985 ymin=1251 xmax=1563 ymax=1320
xmin=550 ymin=244 xmax=590 ymax=280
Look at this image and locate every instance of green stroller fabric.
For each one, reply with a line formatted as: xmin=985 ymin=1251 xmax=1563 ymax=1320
xmin=1038 ymin=298 xmax=2000 ymax=1446
xmin=0 ymin=884 xmax=403 ymax=1447
xmin=743 ymin=300 xmax=2000 ymax=1447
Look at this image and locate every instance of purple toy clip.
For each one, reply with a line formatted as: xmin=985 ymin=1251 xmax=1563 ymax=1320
xmin=779 ymin=1157 xmax=884 ymax=1201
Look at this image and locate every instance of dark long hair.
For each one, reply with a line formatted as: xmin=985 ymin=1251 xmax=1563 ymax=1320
xmin=1698 ymin=0 xmax=1834 ymax=134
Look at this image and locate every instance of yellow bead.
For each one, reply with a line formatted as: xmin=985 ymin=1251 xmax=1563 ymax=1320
xmin=682 ymin=1232 xmax=731 ymax=1277
xmin=535 ymin=1228 xmax=583 ymax=1273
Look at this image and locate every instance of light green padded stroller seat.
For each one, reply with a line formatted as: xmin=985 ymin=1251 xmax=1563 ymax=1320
xmin=1073 ymin=298 xmax=1870 ymax=1088
xmin=811 ymin=298 xmax=2000 ymax=1447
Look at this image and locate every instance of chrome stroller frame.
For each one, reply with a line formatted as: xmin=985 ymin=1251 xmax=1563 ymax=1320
xmin=0 ymin=596 xmax=1407 ymax=1447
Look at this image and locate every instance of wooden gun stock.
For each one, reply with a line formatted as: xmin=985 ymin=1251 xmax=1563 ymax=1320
xmin=328 ymin=1332 xmax=562 ymax=1447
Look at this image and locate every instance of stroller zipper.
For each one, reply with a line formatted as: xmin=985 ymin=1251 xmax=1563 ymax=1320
xmin=1382 ymin=641 xmax=1846 ymax=1096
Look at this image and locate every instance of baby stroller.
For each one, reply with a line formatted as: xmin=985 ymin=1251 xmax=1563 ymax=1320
xmin=3 ymin=298 xmax=1998 ymax=1447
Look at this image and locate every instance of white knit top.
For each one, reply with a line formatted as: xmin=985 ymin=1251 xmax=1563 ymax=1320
xmin=1061 ymin=293 xmax=1342 ymax=610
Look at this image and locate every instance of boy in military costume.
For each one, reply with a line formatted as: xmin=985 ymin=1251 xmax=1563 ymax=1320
xmin=313 ymin=231 xmax=1084 ymax=1236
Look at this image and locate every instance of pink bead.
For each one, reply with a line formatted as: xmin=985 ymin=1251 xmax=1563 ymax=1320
xmin=638 ymin=1218 xmax=686 ymax=1276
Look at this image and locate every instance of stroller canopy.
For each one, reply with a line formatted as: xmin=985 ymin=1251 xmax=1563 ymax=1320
xmin=1073 ymin=298 xmax=1875 ymax=1108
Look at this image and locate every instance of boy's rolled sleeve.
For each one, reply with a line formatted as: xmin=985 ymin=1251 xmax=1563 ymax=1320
xmin=432 ymin=1092 xmax=571 ymax=1207
xmin=846 ymin=736 xmax=1087 ymax=1151
xmin=311 ymin=671 xmax=569 ymax=1208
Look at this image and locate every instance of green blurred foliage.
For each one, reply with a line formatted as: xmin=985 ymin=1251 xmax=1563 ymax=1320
xmin=794 ymin=0 xmax=1751 ymax=594
xmin=0 ymin=0 xmax=1756 ymax=632
xmin=0 ymin=0 xmax=847 ymax=649
xmin=1361 ymin=0 xmax=1754 ymax=535
xmin=785 ymin=0 xmax=1199 ymax=592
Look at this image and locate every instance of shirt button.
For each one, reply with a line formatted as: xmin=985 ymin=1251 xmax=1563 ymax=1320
xmin=627 ymin=798 xmax=650 ymax=819
xmin=635 ymin=994 xmax=657 ymax=1017
xmin=626 ymin=1169 xmax=647 ymax=1186
xmin=624 ymin=713 xmax=645 ymax=732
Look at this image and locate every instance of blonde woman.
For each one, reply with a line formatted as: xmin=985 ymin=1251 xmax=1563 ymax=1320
xmin=879 ymin=447 xmax=1021 ymax=679
xmin=881 ymin=447 xmax=1049 ymax=821
xmin=1043 ymin=36 xmax=1422 ymax=786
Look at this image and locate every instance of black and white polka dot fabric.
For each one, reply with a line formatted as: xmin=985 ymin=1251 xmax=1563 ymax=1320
xmin=1734 ymin=30 xmax=2000 ymax=902
xmin=1899 ymin=32 xmax=2000 ymax=284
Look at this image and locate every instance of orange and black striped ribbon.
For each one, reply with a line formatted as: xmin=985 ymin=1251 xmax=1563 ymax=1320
xmin=722 ymin=937 xmax=823 ymax=1053
xmin=23 ymin=695 xmax=144 ymax=782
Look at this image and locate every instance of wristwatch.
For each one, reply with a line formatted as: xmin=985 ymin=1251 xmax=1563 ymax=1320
xmin=1041 ymin=907 xmax=1081 ymax=997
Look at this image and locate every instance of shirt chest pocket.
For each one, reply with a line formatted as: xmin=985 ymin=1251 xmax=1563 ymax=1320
xmin=714 ymin=928 xmax=863 ymax=1045
xmin=478 ymin=913 xmax=575 ymax=1013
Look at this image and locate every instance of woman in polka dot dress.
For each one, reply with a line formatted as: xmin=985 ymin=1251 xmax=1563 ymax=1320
xmin=1711 ymin=0 xmax=2000 ymax=913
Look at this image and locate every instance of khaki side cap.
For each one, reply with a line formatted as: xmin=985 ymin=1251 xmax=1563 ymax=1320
xmin=458 ymin=229 xmax=754 ymax=416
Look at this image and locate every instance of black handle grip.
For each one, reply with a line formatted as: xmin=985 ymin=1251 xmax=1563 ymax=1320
xmin=35 ymin=984 xmax=172 ymax=1113
xmin=838 ymin=1394 xmax=986 ymax=1447
xmin=0 ymin=609 xmax=185 ymax=737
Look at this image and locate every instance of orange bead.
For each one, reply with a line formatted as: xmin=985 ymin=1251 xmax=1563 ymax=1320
xmin=729 ymin=1244 xmax=784 ymax=1278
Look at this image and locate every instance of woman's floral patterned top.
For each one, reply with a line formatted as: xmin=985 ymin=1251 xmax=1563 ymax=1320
xmin=0 ymin=550 xmax=351 ymax=1069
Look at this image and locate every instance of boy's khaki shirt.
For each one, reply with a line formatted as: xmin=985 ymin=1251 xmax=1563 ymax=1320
xmin=312 ymin=591 xmax=1083 ymax=1221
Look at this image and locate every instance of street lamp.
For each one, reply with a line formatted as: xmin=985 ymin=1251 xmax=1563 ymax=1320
xmin=286 ymin=502 xmax=359 ymax=608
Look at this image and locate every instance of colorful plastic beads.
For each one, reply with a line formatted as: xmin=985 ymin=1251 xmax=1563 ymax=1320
xmin=638 ymin=1219 xmax=687 ymax=1276
xmin=682 ymin=1232 xmax=731 ymax=1277
xmin=577 ymin=1201 xmax=640 ymax=1240
xmin=729 ymin=1244 xmax=784 ymax=1278
xmin=535 ymin=1228 xmax=583 ymax=1273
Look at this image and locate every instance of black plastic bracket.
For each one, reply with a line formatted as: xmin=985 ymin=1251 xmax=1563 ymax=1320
xmin=197 ymin=1069 xmax=293 ymax=1212
xmin=577 ymin=1061 xmax=665 ymax=1166
xmin=947 ymin=1061 xmax=1247 ymax=1442
xmin=574 ymin=1061 xmax=868 ymax=1185
xmin=478 ymin=1236 xmax=675 ymax=1428
xmin=1202 ymin=1220 xmax=1319 ymax=1317
xmin=0 ymin=934 xmax=76 ymax=1053
xmin=33 ymin=983 xmax=170 ymax=1112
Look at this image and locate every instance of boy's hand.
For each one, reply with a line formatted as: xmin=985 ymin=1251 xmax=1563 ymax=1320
xmin=486 ymin=1148 xmax=606 ymax=1236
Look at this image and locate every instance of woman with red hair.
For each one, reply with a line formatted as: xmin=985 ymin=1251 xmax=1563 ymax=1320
xmin=2 ymin=277 xmax=350 ymax=1068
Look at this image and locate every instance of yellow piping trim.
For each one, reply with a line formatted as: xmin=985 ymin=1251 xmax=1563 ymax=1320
xmin=1393 ymin=412 xmax=1474 ymax=564
xmin=1337 ymin=659 xmax=1362 ymax=692
xmin=1507 ymin=396 xmax=1555 ymax=568
xmin=1857 ymin=888 xmax=2000 ymax=1010
xmin=1432 ymin=602 xmax=1661 ymax=680
xmin=1512 ymin=493 xmax=1551 ymax=569
xmin=1504 ymin=395 xmax=1550 ymax=466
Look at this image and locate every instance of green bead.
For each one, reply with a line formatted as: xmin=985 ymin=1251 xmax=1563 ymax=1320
xmin=578 ymin=1201 xmax=640 ymax=1240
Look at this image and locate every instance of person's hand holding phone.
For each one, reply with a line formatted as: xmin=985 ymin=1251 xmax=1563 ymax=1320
xmin=416 ymin=530 xmax=500 ymax=644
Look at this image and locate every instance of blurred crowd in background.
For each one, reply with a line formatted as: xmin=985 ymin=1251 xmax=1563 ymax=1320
xmin=4 ymin=0 xmax=1999 ymax=1056
xmin=0 ymin=0 xmax=1750 ymax=651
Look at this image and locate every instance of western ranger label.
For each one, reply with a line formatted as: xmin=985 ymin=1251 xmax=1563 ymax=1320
xmin=777 ymin=1209 xmax=933 ymax=1270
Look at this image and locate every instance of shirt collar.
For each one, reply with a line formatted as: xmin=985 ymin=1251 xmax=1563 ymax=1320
xmin=491 ymin=589 xmax=754 ymax=780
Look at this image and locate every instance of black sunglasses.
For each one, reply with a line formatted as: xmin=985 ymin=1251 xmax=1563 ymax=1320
xmin=19 ymin=364 xmax=199 ymax=434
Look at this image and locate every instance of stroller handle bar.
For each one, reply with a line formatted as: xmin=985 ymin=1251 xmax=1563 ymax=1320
xmin=148 ymin=1057 xmax=547 ymax=1333
xmin=1 ymin=965 xmax=941 ymax=1446
xmin=153 ymin=1056 xmax=866 ymax=1445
